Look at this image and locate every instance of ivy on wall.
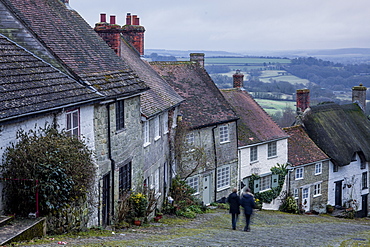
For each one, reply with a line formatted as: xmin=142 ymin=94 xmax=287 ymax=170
xmin=248 ymin=163 xmax=288 ymax=203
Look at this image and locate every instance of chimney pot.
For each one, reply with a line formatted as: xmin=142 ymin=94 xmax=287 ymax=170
xmin=126 ymin=13 xmax=132 ymax=25
xmin=190 ymin=53 xmax=205 ymax=68
xmin=100 ymin=13 xmax=106 ymax=23
xmin=110 ymin=15 xmax=116 ymax=25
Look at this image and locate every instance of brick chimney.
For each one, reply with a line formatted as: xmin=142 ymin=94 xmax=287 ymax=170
xmin=190 ymin=53 xmax=205 ymax=68
xmin=296 ymin=89 xmax=310 ymax=114
xmin=122 ymin=13 xmax=145 ymax=55
xmin=352 ymin=84 xmax=367 ymax=113
xmin=233 ymin=70 xmax=244 ymax=88
xmin=94 ymin=14 xmax=123 ymax=55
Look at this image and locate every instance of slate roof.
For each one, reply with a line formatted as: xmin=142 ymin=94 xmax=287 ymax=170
xmin=301 ymin=103 xmax=370 ymax=166
xmin=119 ymin=40 xmax=183 ymax=118
xmin=150 ymin=61 xmax=238 ymax=129
xmin=221 ymin=88 xmax=288 ymax=146
xmin=0 ymin=34 xmax=99 ymax=121
xmin=0 ymin=0 xmax=148 ymax=99
xmin=283 ymin=125 xmax=329 ymax=167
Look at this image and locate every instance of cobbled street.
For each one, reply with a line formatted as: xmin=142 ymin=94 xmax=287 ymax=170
xmin=25 ymin=209 xmax=370 ymax=247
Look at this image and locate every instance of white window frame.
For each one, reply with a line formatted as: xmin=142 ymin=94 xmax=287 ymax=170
xmin=293 ymin=188 xmax=299 ymax=199
xmin=315 ymin=162 xmax=322 ymax=175
xmin=163 ymin=111 xmax=169 ymax=134
xmin=362 ymin=172 xmax=368 ymax=189
xmin=187 ymin=176 xmax=199 ymax=194
xmin=219 ymin=125 xmax=229 ymax=143
xmin=260 ymin=175 xmax=271 ymax=191
xmin=313 ymin=183 xmax=321 ymax=197
xmin=217 ymin=165 xmax=230 ymax=190
xmin=172 ymin=108 xmax=178 ymax=129
xmin=154 ymin=116 xmax=161 ymax=141
xmin=295 ymin=167 xmax=303 ymax=180
xmin=250 ymin=146 xmax=258 ymax=163
xmin=186 ymin=132 xmax=195 ymax=146
xmin=66 ymin=109 xmax=79 ymax=137
xmin=267 ymin=141 xmax=277 ymax=158
xmin=154 ymin=169 xmax=160 ymax=194
xmin=143 ymin=120 xmax=150 ymax=147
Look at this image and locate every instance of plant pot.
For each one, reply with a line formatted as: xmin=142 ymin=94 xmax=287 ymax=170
xmin=134 ymin=220 xmax=141 ymax=226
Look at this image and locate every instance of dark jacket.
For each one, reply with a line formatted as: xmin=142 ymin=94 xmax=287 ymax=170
xmin=240 ymin=193 xmax=255 ymax=215
xmin=227 ymin=192 xmax=241 ymax=214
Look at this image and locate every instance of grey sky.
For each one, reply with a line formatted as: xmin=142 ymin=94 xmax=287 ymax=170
xmin=70 ymin=0 xmax=370 ymax=53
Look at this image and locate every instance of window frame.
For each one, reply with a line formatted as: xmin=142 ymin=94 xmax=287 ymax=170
xmin=315 ymin=162 xmax=322 ymax=175
xmin=217 ymin=165 xmax=230 ymax=190
xmin=143 ymin=120 xmax=150 ymax=147
xmin=219 ymin=125 xmax=229 ymax=143
xmin=163 ymin=111 xmax=169 ymax=134
xmin=119 ymin=162 xmax=131 ymax=197
xmin=115 ymin=100 xmax=125 ymax=131
xmin=66 ymin=109 xmax=80 ymax=137
xmin=267 ymin=141 xmax=277 ymax=158
xmin=185 ymin=132 xmax=195 ymax=146
xmin=250 ymin=146 xmax=258 ymax=163
xmin=260 ymin=175 xmax=271 ymax=191
xmin=295 ymin=167 xmax=303 ymax=180
xmin=154 ymin=116 xmax=161 ymax=141
xmin=313 ymin=183 xmax=321 ymax=197
xmin=362 ymin=172 xmax=368 ymax=189
xmin=187 ymin=176 xmax=199 ymax=194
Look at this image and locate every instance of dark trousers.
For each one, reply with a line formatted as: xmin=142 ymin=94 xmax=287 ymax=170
xmin=244 ymin=213 xmax=251 ymax=231
xmin=231 ymin=213 xmax=239 ymax=229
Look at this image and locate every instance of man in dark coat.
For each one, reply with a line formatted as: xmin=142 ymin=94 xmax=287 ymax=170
xmin=227 ymin=187 xmax=240 ymax=230
xmin=240 ymin=187 xmax=256 ymax=232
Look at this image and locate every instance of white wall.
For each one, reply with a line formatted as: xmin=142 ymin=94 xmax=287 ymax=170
xmin=239 ymin=138 xmax=288 ymax=180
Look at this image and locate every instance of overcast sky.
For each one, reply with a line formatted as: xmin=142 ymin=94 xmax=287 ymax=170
xmin=70 ymin=0 xmax=370 ymax=53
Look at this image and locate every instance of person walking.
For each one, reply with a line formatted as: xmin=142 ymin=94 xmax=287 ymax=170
xmin=227 ymin=187 xmax=240 ymax=230
xmin=240 ymin=187 xmax=256 ymax=232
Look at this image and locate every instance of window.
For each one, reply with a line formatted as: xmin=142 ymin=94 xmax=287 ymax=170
xmin=143 ymin=120 xmax=150 ymax=146
xmin=119 ymin=162 xmax=131 ymax=197
xmin=267 ymin=141 xmax=277 ymax=158
xmin=186 ymin=133 xmax=195 ymax=146
xmin=250 ymin=146 xmax=258 ymax=162
xmin=295 ymin=167 xmax=303 ymax=180
xmin=219 ymin=125 xmax=229 ymax=143
xmin=187 ymin=176 xmax=199 ymax=193
xmin=315 ymin=163 xmax=322 ymax=175
xmin=314 ymin=183 xmax=321 ymax=196
xmin=333 ymin=164 xmax=338 ymax=172
xmin=217 ymin=165 xmax=230 ymax=189
xmin=163 ymin=111 xmax=169 ymax=134
xmin=294 ymin=188 xmax=299 ymax=199
xmin=362 ymin=172 xmax=368 ymax=189
xmin=154 ymin=168 xmax=160 ymax=193
xmin=302 ymin=188 xmax=309 ymax=201
xmin=154 ymin=116 xmax=160 ymax=141
xmin=116 ymin=100 xmax=124 ymax=130
xmin=260 ymin=176 xmax=271 ymax=191
xmin=172 ymin=108 xmax=178 ymax=128
xmin=66 ymin=109 xmax=79 ymax=137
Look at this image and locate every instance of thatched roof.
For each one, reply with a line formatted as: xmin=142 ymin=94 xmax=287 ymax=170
xmin=302 ymin=103 xmax=370 ymax=166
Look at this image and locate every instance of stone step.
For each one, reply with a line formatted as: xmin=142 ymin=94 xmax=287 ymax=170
xmin=0 ymin=217 xmax=45 ymax=245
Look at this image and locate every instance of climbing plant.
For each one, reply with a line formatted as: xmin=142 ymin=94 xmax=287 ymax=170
xmin=1 ymin=126 xmax=96 ymax=233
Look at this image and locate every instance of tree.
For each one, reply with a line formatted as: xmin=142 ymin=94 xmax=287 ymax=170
xmin=1 ymin=126 xmax=96 ymax=233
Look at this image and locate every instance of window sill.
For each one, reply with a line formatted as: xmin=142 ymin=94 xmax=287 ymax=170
xmin=267 ymin=155 xmax=278 ymax=160
xmin=295 ymin=177 xmax=303 ymax=180
xmin=259 ymin=188 xmax=272 ymax=193
xmin=313 ymin=194 xmax=322 ymax=198
xmin=315 ymin=173 xmax=322 ymax=176
xmin=143 ymin=142 xmax=151 ymax=148
xmin=154 ymin=136 xmax=161 ymax=141
xmin=250 ymin=160 xmax=259 ymax=165
xmin=220 ymin=140 xmax=230 ymax=145
xmin=217 ymin=185 xmax=230 ymax=192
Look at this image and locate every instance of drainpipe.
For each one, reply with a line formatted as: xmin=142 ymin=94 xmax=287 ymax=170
xmin=212 ymin=126 xmax=218 ymax=202
xmin=106 ymin=103 xmax=115 ymax=225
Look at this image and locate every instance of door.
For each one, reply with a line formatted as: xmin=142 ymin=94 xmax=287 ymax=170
xmin=335 ymin=180 xmax=343 ymax=207
xmin=361 ymin=194 xmax=368 ymax=217
xmin=102 ymin=173 xmax=110 ymax=226
xmin=202 ymin=174 xmax=211 ymax=205
xmin=301 ymin=187 xmax=310 ymax=212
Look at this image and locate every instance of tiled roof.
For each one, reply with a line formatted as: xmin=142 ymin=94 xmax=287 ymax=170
xmin=119 ymin=40 xmax=183 ymax=118
xmin=0 ymin=0 xmax=148 ymax=98
xmin=283 ymin=125 xmax=329 ymax=167
xmin=221 ymin=88 xmax=287 ymax=146
xmin=150 ymin=62 xmax=238 ymax=128
xmin=0 ymin=34 xmax=99 ymax=121
xmin=302 ymin=103 xmax=370 ymax=166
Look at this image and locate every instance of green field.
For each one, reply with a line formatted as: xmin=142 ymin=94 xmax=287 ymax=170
xmin=259 ymin=70 xmax=310 ymax=86
xmin=205 ymin=57 xmax=291 ymax=65
xmin=254 ymin=99 xmax=295 ymax=116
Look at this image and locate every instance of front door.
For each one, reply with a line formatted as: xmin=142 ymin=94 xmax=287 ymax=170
xmin=301 ymin=187 xmax=310 ymax=212
xmin=361 ymin=194 xmax=368 ymax=217
xmin=202 ymin=174 xmax=211 ymax=205
xmin=102 ymin=173 xmax=110 ymax=226
xmin=335 ymin=180 xmax=343 ymax=207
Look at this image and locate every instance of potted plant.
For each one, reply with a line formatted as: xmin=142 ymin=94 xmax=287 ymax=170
xmin=129 ymin=192 xmax=148 ymax=226
xmin=326 ymin=204 xmax=334 ymax=214
xmin=133 ymin=217 xmax=142 ymax=226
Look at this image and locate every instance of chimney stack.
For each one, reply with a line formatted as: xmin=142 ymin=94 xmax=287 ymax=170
xmin=190 ymin=53 xmax=205 ymax=68
xmin=110 ymin=15 xmax=116 ymax=25
xmin=352 ymin=84 xmax=367 ymax=113
xmin=233 ymin=70 xmax=244 ymax=88
xmin=100 ymin=13 xmax=106 ymax=23
xmin=122 ymin=13 xmax=145 ymax=55
xmin=296 ymin=89 xmax=310 ymax=114
xmin=94 ymin=14 xmax=122 ymax=55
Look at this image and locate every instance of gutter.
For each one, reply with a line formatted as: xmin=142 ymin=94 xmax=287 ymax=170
xmin=106 ymin=103 xmax=115 ymax=225
xmin=212 ymin=126 xmax=218 ymax=202
xmin=237 ymin=136 xmax=289 ymax=149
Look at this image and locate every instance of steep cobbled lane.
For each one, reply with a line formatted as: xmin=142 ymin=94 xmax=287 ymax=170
xmin=25 ymin=209 xmax=370 ymax=247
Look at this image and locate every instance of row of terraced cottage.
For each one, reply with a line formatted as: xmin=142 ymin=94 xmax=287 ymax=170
xmin=0 ymin=0 xmax=369 ymax=228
